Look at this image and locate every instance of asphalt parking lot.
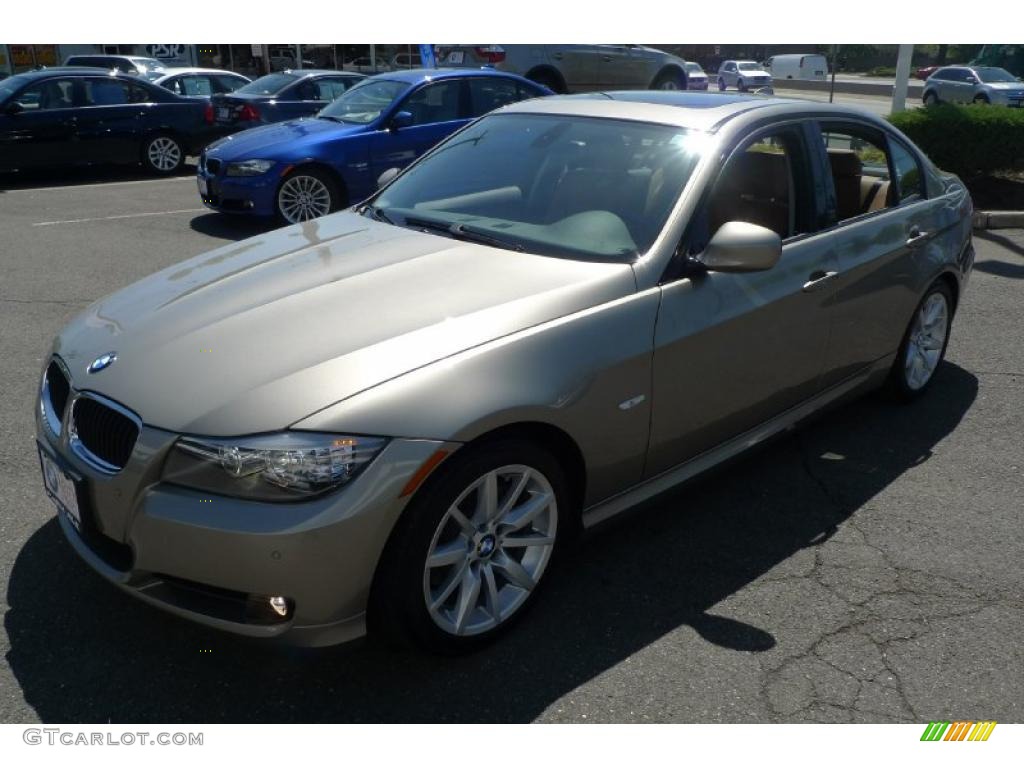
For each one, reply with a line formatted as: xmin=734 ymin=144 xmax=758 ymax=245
xmin=0 ymin=166 xmax=1022 ymax=724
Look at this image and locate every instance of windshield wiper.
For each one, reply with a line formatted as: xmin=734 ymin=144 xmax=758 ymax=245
xmin=317 ymin=115 xmax=348 ymax=123
xmin=359 ymin=204 xmax=395 ymax=225
xmin=403 ymin=216 xmax=524 ymax=252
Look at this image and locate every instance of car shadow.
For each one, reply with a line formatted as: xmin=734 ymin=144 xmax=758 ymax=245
xmin=189 ymin=212 xmax=280 ymax=241
xmin=974 ymin=229 xmax=1024 ymax=260
xmin=4 ymin=362 xmax=977 ymax=723
xmin=0 ymin=161 xmax=198 ymax=191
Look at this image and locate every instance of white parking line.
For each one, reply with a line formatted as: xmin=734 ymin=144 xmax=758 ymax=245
xmin=6 ymin=175 xmax=196 ymax=194
xmin=33 ymin=209 xmax=204 ymax=227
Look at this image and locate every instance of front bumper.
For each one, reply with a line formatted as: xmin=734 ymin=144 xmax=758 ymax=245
xmin=196 ymin=161 xmax=280 ymax=217
xmin=36 ymin=400 xmax=455 ymax=647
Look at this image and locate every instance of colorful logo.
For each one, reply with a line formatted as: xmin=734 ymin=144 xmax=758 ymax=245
xmin=921 ymin=721 xmax=997 ymax=742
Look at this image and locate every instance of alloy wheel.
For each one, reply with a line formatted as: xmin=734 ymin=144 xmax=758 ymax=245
xmin=278 ymin=174 xmax=333 ymax=223
xmin=904 ymin=292 xmax=949 ymax=390
xmin=147 ymin=137 xmax=181 ymax=172
xmin=422 ymin=464 xmax=558 ymax=637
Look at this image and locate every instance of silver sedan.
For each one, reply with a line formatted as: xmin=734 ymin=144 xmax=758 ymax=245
xmin=36 ymin=93 xmax=973 ymax=653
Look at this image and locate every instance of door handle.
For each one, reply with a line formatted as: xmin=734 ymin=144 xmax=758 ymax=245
xmin=906 ymin=226 xmax=929 ymax=247
xmin=802 ymin=270 xmax=838 ymax=292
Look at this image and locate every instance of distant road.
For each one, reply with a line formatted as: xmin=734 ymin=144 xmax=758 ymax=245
xmin=770 ymin=87 xmax=922 ymax=118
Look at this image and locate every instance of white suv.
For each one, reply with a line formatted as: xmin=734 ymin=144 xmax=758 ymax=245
xmin=717 ymin=60 xmax=773 ymax=92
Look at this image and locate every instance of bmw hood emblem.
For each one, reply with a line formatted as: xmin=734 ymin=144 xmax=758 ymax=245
xmin=87 ymin=352 xmax=118 ymax=374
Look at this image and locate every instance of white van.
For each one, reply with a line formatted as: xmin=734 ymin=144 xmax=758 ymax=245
xmin=765 ymin=54 xmax=828 ymax=81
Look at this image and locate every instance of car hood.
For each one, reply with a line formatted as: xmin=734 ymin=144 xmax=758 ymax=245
xmin=208 ymin=118 xmax=367 ymax=157
xmin=986 ymin=82 xmax=1024 ymax=91
xmin=738 ymin=69 xmax=771 ymax=78
xmin=54 ymin=212 xmax=635 ymax=436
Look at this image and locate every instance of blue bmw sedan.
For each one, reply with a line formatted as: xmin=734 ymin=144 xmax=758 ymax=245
xmin=197 ymin=69 xmax=550 ymax=223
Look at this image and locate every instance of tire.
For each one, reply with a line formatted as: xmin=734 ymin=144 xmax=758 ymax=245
xmin=737 ymin=78 xmax=746 ymax=92
xmin=652 ymin=69 xmax=686 ymax=91
xmin=973 ymin=94 xmax=990 ymax=105
xmin=141 ymin=132 xmax=184 ymax=175
xmin=275 ymin=166 xmax=340 ymax=224
xmin=922 ymin=90 xmax=939 ymax=106
xmin=370 ymin=438 xmax=568 ymax=655
xmin=527 ymin=69 xmax=565 ymax=94
xmin=718 ymin=77 xmax=726 ymax=91
xmin=888 ymin=281 xmax=954 ymax=401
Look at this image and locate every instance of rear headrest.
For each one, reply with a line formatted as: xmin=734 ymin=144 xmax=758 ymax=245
xmin=827 ymin=149 xmax=862 ymax=178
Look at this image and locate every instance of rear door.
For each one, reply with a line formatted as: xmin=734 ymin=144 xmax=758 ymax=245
xmin=813 ymin=120 xmax=943 ymax=386
xmin=647 ymin=123 xmax=837 ymax=476
xmin=0 ymin=77 xmax=79 ymax=170
xmin=550 ymin=45 xmax=603 ymax=91
xmin=75 ymin=77 xmax=148 ymax=164
xmin=595 ymin=45 xmax=647 ymax=88
xmin=279 ymin=76 xmax=355 ymax=120
xmin=369 ymin=78 xmax=470 ymax=180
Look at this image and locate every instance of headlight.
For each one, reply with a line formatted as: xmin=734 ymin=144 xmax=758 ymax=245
xmin=225 ymin=159 xmax=275 ymax=177
xmin=163 ymin=432 xmax=388 ymax=501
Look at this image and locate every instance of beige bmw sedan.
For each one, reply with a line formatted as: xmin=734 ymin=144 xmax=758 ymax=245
xmin=36 ymin=92 xmax=974 ymax=654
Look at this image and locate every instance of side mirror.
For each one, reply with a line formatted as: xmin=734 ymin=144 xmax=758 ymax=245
xmin=4 ymin=101 xmax=24 ymax=116
xmin=377 ymin=167 xmax=400 ymax=189
xmin=390 ymin=110 xmax=413 ymax=131
xmin=701 ymin=221 xmax=781 ymax=273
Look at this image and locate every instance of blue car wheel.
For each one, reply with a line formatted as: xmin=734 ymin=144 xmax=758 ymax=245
xmin=275 ymin=167 xmax=341 ymax=224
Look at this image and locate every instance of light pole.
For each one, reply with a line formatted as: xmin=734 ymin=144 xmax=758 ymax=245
xmin=892 ymin=44 xmax=914 ymax=113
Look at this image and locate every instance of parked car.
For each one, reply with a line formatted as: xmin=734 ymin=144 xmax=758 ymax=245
xmin=0 ymin=68 xmax=219 ymax=174
xmin=684 ymin=61 xmax=708 ymax=90
xmin=915 ymin=65 xmax=940 ymax=81
xmin=63 ymin=54 xmax=167 ymax=82
xmin=38 ymin=92 xmax=973 ymax=653
xmin=922 ymin=65 xmax=1024 ymax=107
xmin=717 ymin=60 xmax=773 ymax=91
xmin=391 ymin=52 xmax=423 ymax=70
xmin=434 ymin=44 xmax=690 ymax=92
xmin=209 ymin=70 xmax=365 ymax=132
xmin=764 ymin=53 xmax=828 ymax=81
xmin=344 ymin=56 xmax=390 ymax=74
xmin=153 ymin=68 xmax=251 ymax=98
xmin=197 ymin=69 xmax=550 ymax=223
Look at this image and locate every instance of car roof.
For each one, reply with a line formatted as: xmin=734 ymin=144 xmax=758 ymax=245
xmin=156 ymin=67 xmax=246 ymax=77
xmin=364 ymin=67 xmax=533 ymax=84
xmin=279 ymin=69 xmax=363 ymax=78
xmin=8 ymin=67 xmax=147 ymax=80
xmin=498 ymin=91 xmax=883 ymax=132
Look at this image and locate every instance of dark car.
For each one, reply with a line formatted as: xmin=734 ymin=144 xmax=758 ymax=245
xmin=63 ymin=54 xmax=168 ymax=82
xmin=0 ymin=68 xmax=220 ymax=175
xmin=210 ymin=69 xmax=365 ymax=132
xmin=197 ymin=69 xmax=550 ymax=223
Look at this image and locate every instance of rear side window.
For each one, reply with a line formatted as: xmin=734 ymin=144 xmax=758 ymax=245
xmin=889 ymin=139 xmax=924 ymax=202
xmin=467 ymin=78 xmax=535 ymax=117
xmin=82 ymin=78 xmax=149 ymax=106
xmin=819 ymin=124 xmax=898 ymax=223
xmin=214 ymin=75 xmax=248 ymax=93
xmin=172 ymin=75 xmax=213 ymax=96
xmin=314 ymin=78 xmax=353 ymax=101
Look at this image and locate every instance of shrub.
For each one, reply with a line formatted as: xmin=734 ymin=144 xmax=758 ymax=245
xmin=888 ymin=103 xmax=1024 ymax=179
xmin=867 ymin=66 xmax=898 ymax=78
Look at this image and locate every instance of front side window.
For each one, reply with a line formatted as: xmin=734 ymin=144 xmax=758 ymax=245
xmin=318 ymin=79 xmax=407 ymax=124
xmin=400 ymin=81 xmax=464 ymax=126
xmin=695 ymin=129 xmax=810 ymax=249
xmin=889 ymin=140 xmax=924 ymax=202
xmin=10 ymin=78 xmax=76 ymax=110
xmin=374 ymin=114 xmax=705 ymax=262
xmin=820 ymin=125 xmax=895 ymax=223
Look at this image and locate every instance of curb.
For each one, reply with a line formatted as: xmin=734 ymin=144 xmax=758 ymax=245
xmin=778 ymin=79 xmax=924 ymax=99
xmin=973 ymin=211 xmax=1024 ymax=230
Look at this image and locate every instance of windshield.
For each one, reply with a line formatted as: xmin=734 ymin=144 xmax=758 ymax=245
xmin=975 ymin=67 xmax=1018 ymax=83
xmin=235 ymin=73 xmax=298 ymax=96
xmin=738 ymin=62 xmax=761 ymax=71
xmin=132 ymin=58 xmax=165 ymax=71
xmin=319 ymin=79 xmax=407 ymax=123
xmin=684 ymin=63 xmax=704 ymax=74
xmin=374 ymin=113 xmax=705 ymax=262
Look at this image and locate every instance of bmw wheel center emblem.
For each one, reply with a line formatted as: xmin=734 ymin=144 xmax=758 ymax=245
xmin=87 ymin=352 xmax=118 ymax=374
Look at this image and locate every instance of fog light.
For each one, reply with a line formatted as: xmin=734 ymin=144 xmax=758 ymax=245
xmin=269 ymin=596 xmax=288 ymax=617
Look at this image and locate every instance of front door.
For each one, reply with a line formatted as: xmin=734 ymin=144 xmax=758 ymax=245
xmin=0 ymin=77 xmax=78 ymax=171
xmin=369 ymin=79 xmax=469 ymax=182
xmin=647 ymin=125 xmax=837 ymax=476
xmin=75 ymin=77 xmax=148 ymax=164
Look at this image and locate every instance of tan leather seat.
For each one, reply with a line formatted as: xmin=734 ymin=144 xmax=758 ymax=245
xmin=827 ymin=149 xmax=863 ymax=221
xmin=708 ymin=150 xmax=791 ymax=239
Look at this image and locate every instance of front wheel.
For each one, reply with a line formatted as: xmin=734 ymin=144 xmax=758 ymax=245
xmin=275 ymin=167 xmax=339 ymax=224
xmin=370 ymin=439 xmax=567 ymax=654
xmin=653 ymin=70 xmax=685 ymax=90
xmin=718 ymin=77 xmax=726 ymax=91
xmin=888 ymin=281 xmax=954 ymax=400
xmin=973 ymin=94 xmax=990 ymax=105
xmin=923 ymin=90 xmax=939 ymax=106
xmin=142 ymin=133 xmax=184 ymax=175
xmin=737 ymin=78 xmax=746 ymax=92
